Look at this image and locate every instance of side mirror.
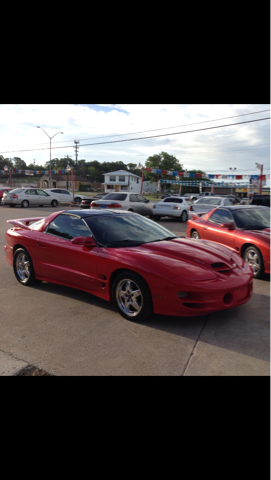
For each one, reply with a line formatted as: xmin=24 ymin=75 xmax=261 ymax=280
xmin=221 ymin=222 xmax=235 ymax=230
xmin=71 ymin=236 xmax=97 ymax=248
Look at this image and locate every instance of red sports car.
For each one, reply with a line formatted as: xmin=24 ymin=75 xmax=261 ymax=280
xmin=4 ymin=209 xmax=253 ymax=322
xmin=186 ymin=205 xmax=270 ymax=279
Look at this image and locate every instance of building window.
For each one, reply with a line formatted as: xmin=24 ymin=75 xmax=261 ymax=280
xmin=119 ymin=176 xmax=125 ymax=182
xmin=106 ymin=185 xmax=114 ymax=189
xmin=109 ymin=176 xmax=116 ymax=182
xmin=137 ymin=178 xmax=139 ymax=183
xmin=121 ymin=186 xmax=128 ymax=190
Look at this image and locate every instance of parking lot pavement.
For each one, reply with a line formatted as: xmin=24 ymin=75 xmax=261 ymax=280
xmin=0 ymin=205 xmax=269 ymax=376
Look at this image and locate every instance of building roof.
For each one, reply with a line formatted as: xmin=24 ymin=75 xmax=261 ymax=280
xmin=103 ymin=170 xmax=141 ymax=178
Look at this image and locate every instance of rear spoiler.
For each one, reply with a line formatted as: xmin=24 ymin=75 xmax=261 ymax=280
xmin=7 ymin=217 xmax=45 ymax=230
xmin=188 ymin=212 xmax=206 ymax=219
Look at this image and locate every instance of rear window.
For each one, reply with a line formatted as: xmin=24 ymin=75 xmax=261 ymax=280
xmin=103 ymin=193 xmax=127 ymax=201
xmin=164 ymin=197 xmax=183 ymax=203
xmin=5 ymin=188 xmax=24 ymax=194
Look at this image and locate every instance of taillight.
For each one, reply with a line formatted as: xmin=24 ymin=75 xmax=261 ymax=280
xmin=108 ymin=203 xmax=122 ymax=208
xmin=91 ymin=202 xmax=99 ymax=207
xmin=13 ymin=194 xmax=18 ymax=198
xmin=189 ymin=205 xmax=193 ymax=211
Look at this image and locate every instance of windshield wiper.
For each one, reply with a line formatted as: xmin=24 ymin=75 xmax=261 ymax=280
xmin=243 ymin=225 xmax=268 ymax=230
xmin=148 ymin=236 xmax=178 ymax=243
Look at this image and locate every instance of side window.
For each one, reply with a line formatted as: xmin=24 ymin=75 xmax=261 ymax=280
xmin=37 ymin=189 xmax=49 ymax=196
xmin=46 ymin=214 xmax=92 ymax=240
xmin=208 ymin=209 xmax=234 ymax=225
xmin=136 ymin=195 xmax=148 ymax=202
xmin=224 ymin=199 xmax=232 ymax=206
xmin=61 ymin=190 xmax=70 ymax=195
xmin=130 ymin=194 xmax=139 ymax=202
xmin=25 ymin=189 xmax=37 ymax=195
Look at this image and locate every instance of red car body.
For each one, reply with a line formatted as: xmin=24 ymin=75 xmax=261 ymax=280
xmin=0 ymin=188 xmax=12 ymax=204
xmin=186 ymin=206 xmax=270 ymax=277
xmin=4 ymin=210 xmax=253 ymax=321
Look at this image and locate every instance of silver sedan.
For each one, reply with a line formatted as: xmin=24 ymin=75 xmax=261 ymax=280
xmin=189 ymin=196 xmax=233 ymax=217
xmin=2 ymin=188 xmax=59 ymax=208
xmin=152 ymin=197 xmax=190 ymax=221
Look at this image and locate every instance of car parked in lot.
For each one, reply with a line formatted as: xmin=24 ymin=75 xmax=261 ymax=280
xmin=186 ymin=205 xmax=270 ymax=279
xmin=5 ymin=209 xmax=253 ymax=322
xmin=189 ymin=196 xmax=233 ymax=216
xmin=0 ymin=187 xmax=13 ymax=205
xmin=45 ymin=188 xmax=89 ymax=205
xmin=80 ymin=194 xmax=106 ymax=208
xmin=2 ymin=188 xmax=59 ymax=208
xmin=152 ymin=197 xmax=189 ymax=222
xmin=250 ymin=194 xmax=270 ymax=207
xmin=90 ymin=192 xmax=155 ymax=216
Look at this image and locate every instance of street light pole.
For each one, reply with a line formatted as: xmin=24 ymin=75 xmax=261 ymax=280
xmin=37 ymin=127 xmax=63 ymax=188
xmin=67 ymin=163 xmax=74 ymax=205
xmin=4 ymin=165 xmax=12 ymax=188
xmin=229 ymin=167 xmax=237 ymax=195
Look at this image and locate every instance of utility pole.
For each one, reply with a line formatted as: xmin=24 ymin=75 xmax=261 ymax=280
xmin=74 ymin=140 xmax=79 ymax=171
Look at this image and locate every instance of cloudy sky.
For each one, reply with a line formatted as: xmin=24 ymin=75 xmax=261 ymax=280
xmin=1 ymin=104 xmax=270 ymax=179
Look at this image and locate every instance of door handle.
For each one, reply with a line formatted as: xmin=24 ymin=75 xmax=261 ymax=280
xmin=204 ymin=227 xmax=208 ymax=230
xmin=38 ymin=241 xmax=46 ymax=248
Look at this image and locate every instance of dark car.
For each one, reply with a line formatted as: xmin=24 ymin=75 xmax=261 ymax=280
xmin=250 ymin=194 xmax=270 ymax=207
xmin=80 ymin=194 xmax=106 ymax=208
xmin=0 ymin=188 xmax=12 ymax=205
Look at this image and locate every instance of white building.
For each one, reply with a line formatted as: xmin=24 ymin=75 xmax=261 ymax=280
xmin=102 ymin=170 xmax=142 ymax=194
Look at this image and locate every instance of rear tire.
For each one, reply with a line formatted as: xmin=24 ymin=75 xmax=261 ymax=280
xmin=74 ymin=197 xmax=81 ymax=205
xmin=154 ymin=215 xmax=161 ymax=220
xmin=21 ymin=200 xmax=29 ymax=208
xmin=51 ymin=200 xmax=58 ymax=207
xmin=112 ymin=271 xmax=153 ymax=322
xmin=180 ymin=210 xmax=187 ymax=222
xmin=13 ymin=248 xmax=39 ymax=286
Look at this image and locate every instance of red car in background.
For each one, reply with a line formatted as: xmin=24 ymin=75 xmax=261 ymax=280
xmin=186 ymin=205 xmax=270 ymax=279
xmin=0 ymin=188 xmax=12 ymax=205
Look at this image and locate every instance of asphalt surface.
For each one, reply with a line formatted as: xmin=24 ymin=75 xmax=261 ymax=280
xmin=0 ymin=204 xmax=270 ymax=376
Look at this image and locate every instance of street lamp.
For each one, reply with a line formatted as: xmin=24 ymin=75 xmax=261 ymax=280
xmin=37 ymin=126 xmax=63 ymax=188
xmin=66 ymin=162 xmax=75 ymax=205
xmin=4 ymin=164 xmax=12 ymax=188
xmin=137 ymin=163 xmax=145 ymax=194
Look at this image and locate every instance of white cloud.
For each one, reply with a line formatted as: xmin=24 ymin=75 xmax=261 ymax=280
xmin=0 ymin=104 xmax=269 ymax=176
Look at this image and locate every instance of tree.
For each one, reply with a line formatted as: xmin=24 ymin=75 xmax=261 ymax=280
xmin=13 ymin=157 xmax=27 ymax=170
xmin=144 ymin=152 xmax=183 ymax=194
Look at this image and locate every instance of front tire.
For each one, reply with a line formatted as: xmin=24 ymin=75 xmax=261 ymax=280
xmin=21 ymin=200 xmax=29 ymax=208
xmin=191 ymin=230 xmax=201 ymax=239
xmin=243 ymin=245 xmax=264 ymax=279
xmin=74 ymin=197 xmax=81 ymax=205
xmin=112 ymin=271 xmax=153 ymax=322
xmin=13 ymin=248 xmax=39 ymax=286
xmin=51 ymin=200 xmax=58 ymax=207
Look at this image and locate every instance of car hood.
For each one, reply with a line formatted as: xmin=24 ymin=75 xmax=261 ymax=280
xmin=123 ymin=237 xmax=244 ymax=280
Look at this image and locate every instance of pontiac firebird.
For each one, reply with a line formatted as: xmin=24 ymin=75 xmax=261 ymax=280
xmin=4 ymin=209 xmax=253 ymax=322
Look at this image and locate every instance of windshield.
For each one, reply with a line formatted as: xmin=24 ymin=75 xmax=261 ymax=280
xmin=4 ymin=188 xmax=24 ymax=194
xmin=232 ymin=208 xmax=270 ymax=229
xmin=84 ymin=214 xmax=177 ymax=246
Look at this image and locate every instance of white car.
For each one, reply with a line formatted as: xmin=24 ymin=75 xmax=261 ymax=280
xmin=45 ymin=188 xmax=88 ymax=205
xmin=152 ymin=196 xmax=190 ymax=221
xmin=2 ymin=188 xmax=59 ymax=208
xmin=90 ymin=192 xmax=155 ymax=216
xmin=189 ymin=196 xmax=233 ymax=217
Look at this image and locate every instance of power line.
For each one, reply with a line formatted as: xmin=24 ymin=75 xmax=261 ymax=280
xmin=1 ymin=109 xmax=270 ymax=150
xmin=1 ymin=116 xmax=270 ymax=155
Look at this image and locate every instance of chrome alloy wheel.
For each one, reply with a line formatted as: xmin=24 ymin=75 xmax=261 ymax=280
xmin=15 ymin=252 xmax=31 ymax=282
xmin=116 ymin=278 xmax=143 ymax=318
xmin=244 ymin=247 xmax=261 ymax=277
